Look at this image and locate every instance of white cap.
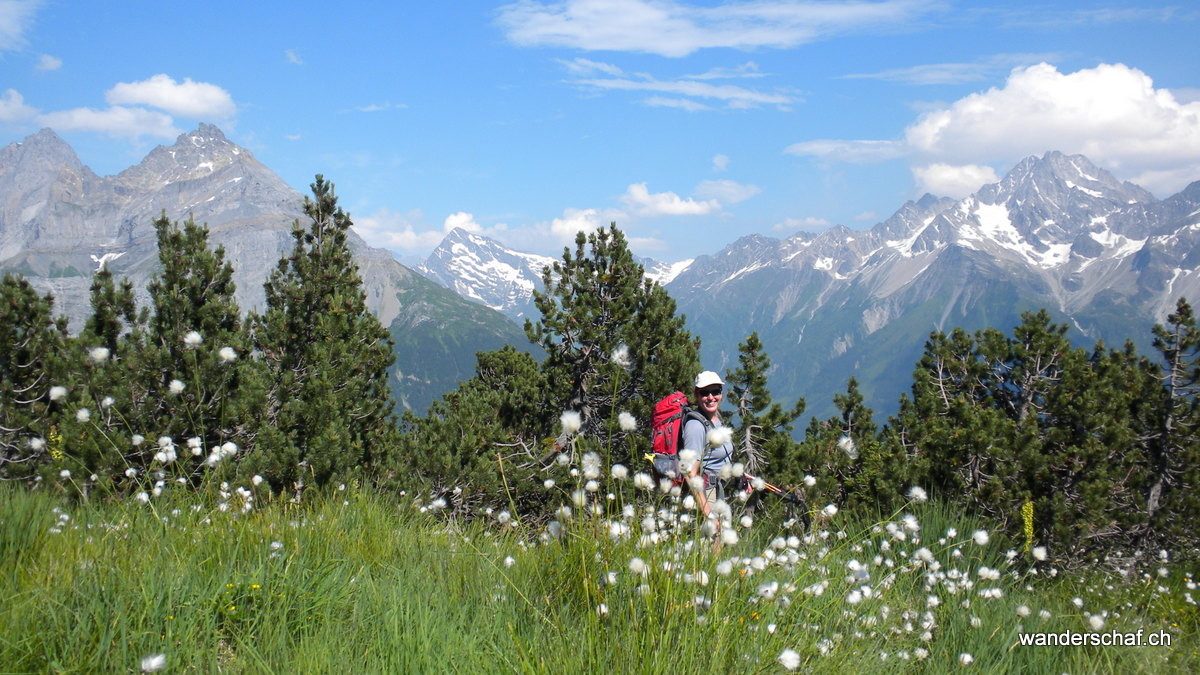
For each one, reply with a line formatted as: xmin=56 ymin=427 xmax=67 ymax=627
xmin=694 ymin=370 xmax=724 ymax=389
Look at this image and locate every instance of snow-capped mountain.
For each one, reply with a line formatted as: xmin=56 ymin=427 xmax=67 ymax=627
xmin=0 ymin=125 xmax=530 ymax=413
xmin=669 ymin=151 xmax=1200 ymax=420
xmin=417 ymin=228 xmax=691 ymax=320
xmin=419 ymin=228 xmax=556 ymax=319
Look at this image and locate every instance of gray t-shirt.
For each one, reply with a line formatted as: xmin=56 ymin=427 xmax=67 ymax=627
xmin=682 ymin=415 xmax=733 ymax=479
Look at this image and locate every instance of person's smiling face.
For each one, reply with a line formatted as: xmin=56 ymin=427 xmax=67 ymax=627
xmin=696 ymin=385 xmax=723 ymax=417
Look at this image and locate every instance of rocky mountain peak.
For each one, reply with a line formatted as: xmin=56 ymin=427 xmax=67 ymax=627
xmin=114 ymin=123 xmax=251 ymax=190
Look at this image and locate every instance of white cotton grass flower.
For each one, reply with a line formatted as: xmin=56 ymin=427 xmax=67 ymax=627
xmin=75 ymin=408 xmax=91 ymax=423
xmin=633 ymin=472 xmax=654 ymax=490
xmin=135 ymin=491 xmax=150 ymax=504
xmin=778 ymin=648 xmax=801 ymax=670
xmin=959 ymin=652 xmax=974 ymax=666
xmin=29 ymin=437 xmax=46 ymax=451
xmin=101 ymin=396 xmax=115 ymax=408
xmin=907 ymin=486 xmax=928 ymax=503
xmin=49 ymin=385 xmax=67 ymax=401
xmin=610 ymin=344 xmax=633 ymax=369
xmin=560 ymin=410 xmax=582 ymax=435
xmin=168 ymin=379 xmax=186 ymax=395
xmin=611 ymin=463 xmax=628 ymax=480
xmin=706 ymin=425 xmax=733 ymax=448
xmin=252 ymin=475 xmax=264 ymax=486
xmin=1087 ymin=613 xmax=1105 ymax=631
xmin=140 ymin=653 xmax=166 ymax=673
xmin=803 ymin=474 xmax=816 ymax=487
xmin=678 ymin=448 xmax=699 ymax=473
xmin=1032 ymin=546 xmax=1048 ymax=561
xmin=618 ymin=411 xmax=637 ymax=432
xmin=218 ymin=346 xmax=237 ymax=362
xmin=629 ymin=557 xmax=649 ymax=577
xmin=838 ymin=434 xmax=858 ymax=459
xmin=972 ymin=530 xmax=990 ymax=546
xmin=183 ymin=330 xmax=203 ymax=348
xmin=88 ymin=346 xmax=110 ymax=363
xmin=59 ymin=469 xmax=71 ymax=479
xmin=822 ymin=504 xmax=839 ymax=518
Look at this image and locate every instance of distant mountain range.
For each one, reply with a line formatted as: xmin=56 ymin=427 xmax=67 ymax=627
xmin=7 ymin=125 xmax=1198 ymax=423
xmin=0 ymin=124 xmax=530 ymax=414
xmin=414 ymin=152 xmax=1200 ymax=421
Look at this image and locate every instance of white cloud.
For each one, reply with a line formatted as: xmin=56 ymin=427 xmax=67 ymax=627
xmin=903 ymin=63 xmax=1200 ymax=194
xmin=498 ymin=0 xmax=942 ymax=57
xmin=35 ymin=105 xmax=179 ymax=139
xmin=573 ymin=73 xmax=796 ymax=110
xmin=35 ymin=53 xmax=61 ymax=71
xmin=773 ymin=216 xmax=831 ymax=232
xmin=0 ymin=0 xmax=39 ymax=51
xmin=621 ymin=182 xmax=718 ymax=216
xmin=106 ymin=74 xmax=236 ymax=119
xmin=912 ymin=163 xmax=999 ymax=199
xmin=840 ymin=53 xmax=1060 ymax=85
xmin=684 ymin=62 xmax=766 ymax=80
xmin=784 ymin=138 xmax=906 ymax=163
xmin=693 ymin=179 xmax=760 ymax=204
xmin=558 ymin=57 xmax=625 ymax=77
xmin=443 ymin=211 xmax=483 ymax=233
xmin=643 ymin=96 xmax=712 ymax=112
xmin=285 ymin=49 xmax=304 ymax=65
xmin=788 ymin=63 xmax=1200 ymax=197
xmin=0 ymin=88 xmax=37 ymax=122
xmin=353 ymin=208 xmax=445 ymax=252
xmin=549 ymin=206 xmax=608 ymax=240
xmin=711 ymin=154 xmax=730 ymax=172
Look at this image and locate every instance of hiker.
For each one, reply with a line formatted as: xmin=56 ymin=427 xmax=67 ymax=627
xmin=683 ymin=370 xmax=734 ymax=519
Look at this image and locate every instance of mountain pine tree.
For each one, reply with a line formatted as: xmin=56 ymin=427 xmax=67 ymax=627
xmin=724 ymin=332 xmax=805 ymax=481
xmin=248 ymin=176 xmax=398 ymax=491
xmin=525 ymin=224 xmax=700 ymax=463
xmin=1146 ymin=298 xmax=1200 ymax=549
xmin=0 ymin=274 xmax=69 ymax=478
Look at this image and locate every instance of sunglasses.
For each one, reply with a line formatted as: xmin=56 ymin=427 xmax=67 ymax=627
xmin=697 ymin=386 xmax=723 ymax=397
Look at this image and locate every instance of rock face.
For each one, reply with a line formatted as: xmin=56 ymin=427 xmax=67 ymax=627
xmin=0 ymin=125 xmax=530 ymax=413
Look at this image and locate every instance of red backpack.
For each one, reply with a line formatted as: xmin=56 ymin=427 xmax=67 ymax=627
xmin=649 ymin=391 xmax=705 ymax=481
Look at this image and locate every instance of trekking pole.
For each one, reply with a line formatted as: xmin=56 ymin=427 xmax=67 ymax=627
xmin=742 ymin=473 xmax=804 ymax=504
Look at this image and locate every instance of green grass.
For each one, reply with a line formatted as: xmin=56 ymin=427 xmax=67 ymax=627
xmin=1 ymin=483 xmax=1196 ymax=673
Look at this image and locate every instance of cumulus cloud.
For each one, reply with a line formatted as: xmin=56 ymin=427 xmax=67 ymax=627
xmin=549 ymin=206 xmax=616 ymax=240
xmin=0 ymin=88 xmax=37 ymax=122
xmin=789 ymin=62 xmax=1200 ymax=197
xmin=904 ymin=62 xmax=1200 ymax=194
xmin=106 ymin=74 xmax=236 ymax=119
xmin=35 ymin=105 xmax=179 ymax=139
xmin=693 ymin=179 xmax=761 ymax=204
xmin=497 ymin=0 xmax=941 ymax=57
xmin=443 ymin=211 xmax=484 ymax=233
xmin=0 ymin=0 xmax=39 ymax=51
xmin=912 ymin=163 xmax=1000 ymax=199
xmin=711 ymin=154 xmax=730 ymax=172
xmin=621 ymin=182 xmax=719 ymax=216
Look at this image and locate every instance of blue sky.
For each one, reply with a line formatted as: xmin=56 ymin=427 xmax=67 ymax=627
xmin=2 ymin=1 xmax=1198 ymax=261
